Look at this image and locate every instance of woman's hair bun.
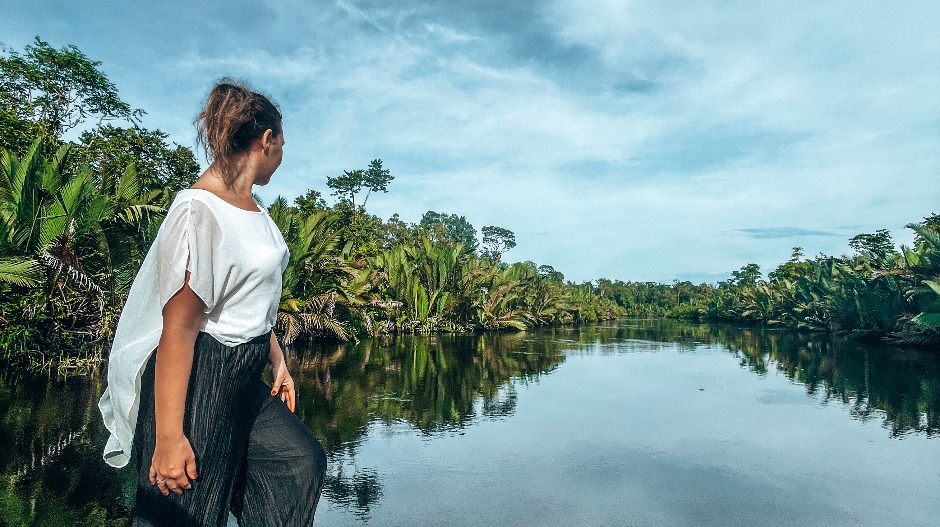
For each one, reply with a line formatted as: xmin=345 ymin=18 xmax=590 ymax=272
xmin=195 ymin=78 xmax=282 ymax=186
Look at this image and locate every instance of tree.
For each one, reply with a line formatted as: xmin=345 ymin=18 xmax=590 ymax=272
xmin=0 ymin=140 xmax=164 ymax=355
xmin=294 ymin=189 xmax=328 ymax=215
xmin=481 ymin=225 xmax=516 ymax=261
xmin=419 ymin=210 xmax=478 ymax=251
xmin=913 ymin=213 xmax=940 ymax=247
xmin=326 ymin=159 xmax=393 ymax=210
xmin=380 ymin=213 xmax=414 ymax=249
xmin=0 ymin=37 xmax=143 ymax=153
xmin=731 ymin=263 xmax=762 ymax=288
xmin=849 ymin=229 xmax=896 ymax=267
xmin=326 ymin=169 xmax=363 ymax=208
xmin=361 ymin=159 xmax=393 ymax=209
xmin=789 ymin=246 xmax=804 ymax=262
xmin=538 ymin=264 xmax=564 ymax=283
xmin=73 ymin=125 xmax=198 ymax=195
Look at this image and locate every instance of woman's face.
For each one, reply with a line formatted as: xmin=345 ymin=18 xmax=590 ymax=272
xmin=255 ymin=130 xmax=284 ymax=186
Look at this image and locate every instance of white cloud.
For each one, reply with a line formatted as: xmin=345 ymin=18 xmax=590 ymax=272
xmin=424 ymin=23 xmax=480 ymax=43
xmin=4 ymin=0 xmax=938 ymax=283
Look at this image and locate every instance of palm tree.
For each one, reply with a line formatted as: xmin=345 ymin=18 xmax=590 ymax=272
xmin=272 ymin=203 xmax=355 ymax=343
xmin=0 ymin=139 xmax=164 ymax=360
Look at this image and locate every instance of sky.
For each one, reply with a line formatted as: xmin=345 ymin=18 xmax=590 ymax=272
xmin=3 ymin=0 xmax=939 ymax=284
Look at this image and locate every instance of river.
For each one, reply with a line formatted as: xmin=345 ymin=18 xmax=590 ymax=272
xmin=0 ymin=319 xmax=937 ymax=526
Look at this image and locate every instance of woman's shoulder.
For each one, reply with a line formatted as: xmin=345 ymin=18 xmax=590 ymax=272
xmin=158 ymin=190 xmax=227 ymax=236
xmin=175 ymin=188 xmax=266 ymax=215
xmin=171 ymin=188 xmax=220 ymax=211
xmin=168 ymin=188 xmax=258 ymax=218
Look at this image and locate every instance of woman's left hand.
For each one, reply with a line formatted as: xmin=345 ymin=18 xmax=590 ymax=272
xmin=270 ymin=358 xmax=296 ymax=412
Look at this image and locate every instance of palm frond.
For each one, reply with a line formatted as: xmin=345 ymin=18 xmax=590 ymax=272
xmin=0 ymin=257 xmax=43 ymax=287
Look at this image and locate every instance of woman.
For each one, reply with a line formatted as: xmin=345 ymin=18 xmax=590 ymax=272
xmin=98 ymin=79 xmax=326 ymax=526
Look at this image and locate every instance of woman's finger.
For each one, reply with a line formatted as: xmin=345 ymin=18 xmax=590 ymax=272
xmin=185 ymin=455 xmax=198 ymax=481
xmin=149 ymin=464 xmax=157 ymax=486
xmin=271 ymin=370 xmax=285 ymax=396
xmin=156 ymin=478 xmax=169 ymax=496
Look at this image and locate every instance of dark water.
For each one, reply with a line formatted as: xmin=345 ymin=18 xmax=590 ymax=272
xmin=1 ymin=319 xmax=938 ymax=526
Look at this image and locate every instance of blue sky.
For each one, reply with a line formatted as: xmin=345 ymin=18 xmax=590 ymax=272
xmin=3 ymin=0 xmax=939 ymax=283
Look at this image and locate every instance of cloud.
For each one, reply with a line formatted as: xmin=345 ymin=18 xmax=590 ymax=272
xmin=730 ymin=227 xmax=843 ymax=240
xmin=423 ymin=23 xmax=480 ymax=44
xmin=3 ymin=0 xmax=938 ymax=283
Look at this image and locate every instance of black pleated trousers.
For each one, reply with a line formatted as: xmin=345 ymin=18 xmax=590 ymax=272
xmin=131 ymin=331 xmax=326 ymax=526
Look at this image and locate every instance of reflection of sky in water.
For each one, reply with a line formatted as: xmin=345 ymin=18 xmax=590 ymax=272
xmin=316 ymin=343 xmax=939 ymax=527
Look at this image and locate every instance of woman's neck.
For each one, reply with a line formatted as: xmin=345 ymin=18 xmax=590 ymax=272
xmin=206 ymin=163 xmax=256 ymax=196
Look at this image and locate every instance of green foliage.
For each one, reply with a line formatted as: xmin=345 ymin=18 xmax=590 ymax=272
xmin=594 ymin=224 xmax=940 ymax=346
xmin=0 ymin=37 xmax=143 ymax=153
xmin=481 ymin=225 xmax=516 ymax=261
xmin=73 ymin=125 xmax=199 ymax=195
xmin=912 ymin=213 xmax=940 ymax=246
xmin=326 ymin=159 xmax=393 ymax=209
xmin=912 ymin=312 xmax=940 ymax=327
xmin=263 ymin=185 xmax=624 ymax=345
xmin=538 ymin=264 xmax=564 ymax=282
xmin=0 ymin=257 xmax=42 ymax=287
xmin=360 ymin=159 xmax=393 ymax=208
xmin=326 ymin=169 xmax=364 ymax=207
xmin=7 ymin=36 xmax=939 ymax=376
xmin=899 ymin=218 xmax=940 ymax=336
xmin=0 ymin=140 xmax=165 ymax=366
xmin=293 ymin=188 xmax=328 ymax=214
xmin=0 ymin=39 xmax=626 ymax=369
xmin=419 ymin=210 xmax=478 ymax=252
xmin=731 ymin=263 xmax=762 ymax=288
xmin=849 ymin=229 xmax=897 ymax=268
xmin=0 ymin=37 xmax=195 ymax=367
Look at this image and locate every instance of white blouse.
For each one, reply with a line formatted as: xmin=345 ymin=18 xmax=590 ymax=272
xmin=98 ymin=188 xmax=289 ymax=468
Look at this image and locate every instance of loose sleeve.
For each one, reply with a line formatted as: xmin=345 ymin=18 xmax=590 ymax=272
xmin=156 ymin=197 xmax=223 ymax=313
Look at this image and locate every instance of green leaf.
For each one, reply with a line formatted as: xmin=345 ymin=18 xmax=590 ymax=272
xmin=923 ymin=280 xmax=940 ymax=296
xmin=0 ymin=257 xmax=42 ymax=287
xmin=912 ymin=312 xmax=940 ymax=328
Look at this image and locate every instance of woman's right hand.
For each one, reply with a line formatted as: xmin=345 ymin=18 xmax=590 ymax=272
xmin=149 ymin=434 xmax=198 ymax=496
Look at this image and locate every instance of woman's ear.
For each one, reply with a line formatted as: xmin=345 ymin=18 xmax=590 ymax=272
xmin=259 ymin=129 xmax=274 ymax=152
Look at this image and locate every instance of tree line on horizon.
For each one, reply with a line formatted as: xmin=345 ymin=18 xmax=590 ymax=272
xmin=0 ymin=38 xmax=937 ymax=373
xmin=598 ymin=229 xmax=940 ymax=346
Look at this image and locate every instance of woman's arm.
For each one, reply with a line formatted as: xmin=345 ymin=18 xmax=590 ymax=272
xmin=150 ymin=271 xmax=205 ymax=496
xmin=268 ymin=332 xmax=296 ymax=412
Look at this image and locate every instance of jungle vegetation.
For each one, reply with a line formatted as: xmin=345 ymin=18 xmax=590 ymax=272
xmin=1 ymin=38 xmax=937 ymax=373
xmin=600 ymin=230 xmax=940 ymax=347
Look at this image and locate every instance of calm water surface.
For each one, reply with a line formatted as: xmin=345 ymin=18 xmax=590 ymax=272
xmin=1 ymin=319 xmax=938 ymax=526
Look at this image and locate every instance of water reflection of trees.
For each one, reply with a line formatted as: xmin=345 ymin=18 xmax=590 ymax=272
xmin=712 ymin=326 xmax=940 ymax=437
xmin=0 ymin=372 xmax=130 ymax=525
xmin=288 ymin=331 xmax=565 ymax=517
xmin=292 ymin=332 xmax=565 ymax=450
xmin=541 ymin=319 xmax=723 ymax=354
xmin=322 ymin=458 xmax=382 ymax=521
xmin=573 ymin=319 xmax=940 ymax=438
xmin=1 ymin=321 xmax=936 ymax=525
